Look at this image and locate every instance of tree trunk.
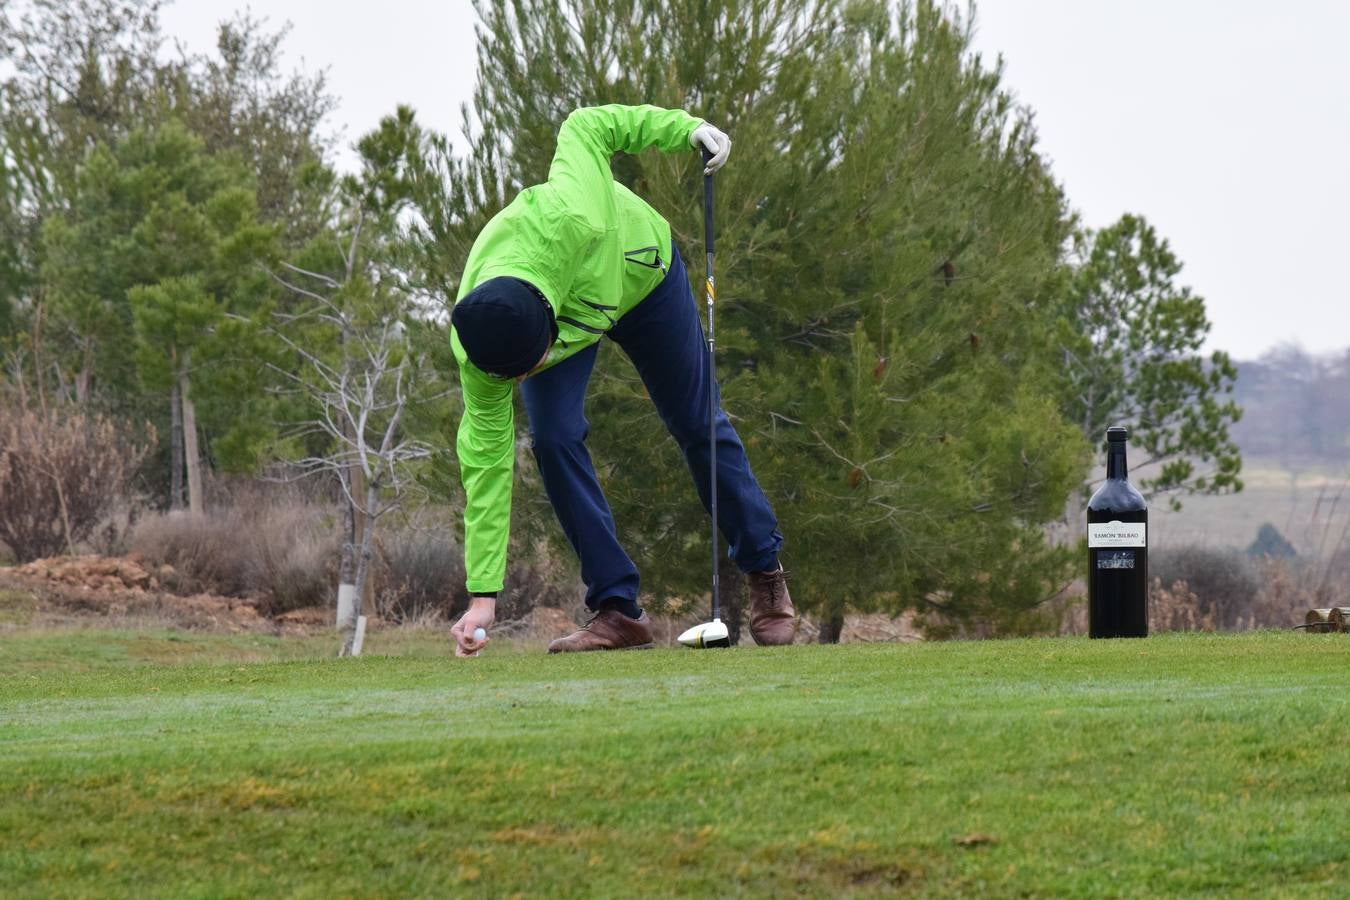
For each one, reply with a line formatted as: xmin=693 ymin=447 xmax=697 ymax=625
xmin=31 ymin=298 xmax=46 ymax=411
xmin=179 ymin=356 xmax=204 ymax=516
xmin=27 ymin=299 xmax=75 ymax=555
xmin=720 ymin=556 xmax=744 ymax=645
xmin=819 ymin=609 xmax=845 ymax=644
xmin=341 ymin=480 xmax=380 ymax=656
xmin=75 ymin=341 xmax=93 ymax=406
xmin=169 ymin=375 xmax=184 ymax=512
xmin=352 ymin=460 xmax=375 ymax=615
xmin=330 ymin=322 xmax=364 ymax=626
xmin=335 ymin=468 xmax=358 ymax=629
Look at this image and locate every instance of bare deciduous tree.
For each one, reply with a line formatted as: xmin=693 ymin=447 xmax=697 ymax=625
xmin=256 ymin=266 xmax=441 ymax=656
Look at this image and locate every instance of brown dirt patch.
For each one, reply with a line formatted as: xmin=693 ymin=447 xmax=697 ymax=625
xmin=0 ymin=554 xmax=318 ymax=635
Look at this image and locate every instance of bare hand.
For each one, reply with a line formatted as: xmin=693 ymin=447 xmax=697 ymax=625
xmin=451 ymin=597 xmax=496 ymax=657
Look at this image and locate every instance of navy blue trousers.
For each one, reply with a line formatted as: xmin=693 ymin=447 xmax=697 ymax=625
xmin=520 ymin=242 xmax=783 ymax=610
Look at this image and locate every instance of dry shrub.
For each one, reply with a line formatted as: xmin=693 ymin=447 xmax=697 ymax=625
xmin=1151 ymin=546 xmax=1259 ymax=629
xmin=500 ymin=539 xmax=582 ymax=622
xmin=1149 ymin=551 xmax=1343 ymax=632
xmin=377 ymin=529 xmax=580 ymax=625
xmin=249 ymin=503 xmax=336 ymax=616
xmin=133 ymin=475 xmax=582 ymax=622
xmin=131 ymin=483 xmax=338 ymax=614
xmin=87 ymin=501 xmax=143 ymax=558
xmin=376 ymin=529 xmax=465 ymax=623
xmin=132 ymin=512 xmax=252 ymax=596
xmin=1249 ymin=557 xmax=1337 ymax=628
xmin=1149 ymin=579 xmax=1216 ymax=632
xmin=0 ymin=407 xmax=152 ymax=561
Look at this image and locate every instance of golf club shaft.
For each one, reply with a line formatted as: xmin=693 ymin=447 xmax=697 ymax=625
xmin=703 ymin=149 xmax=719 ymax=622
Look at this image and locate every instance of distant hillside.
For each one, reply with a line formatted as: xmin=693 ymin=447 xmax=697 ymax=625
xmin=1231 ymin=346 xmax=1350 ymax=467
xmin=1147 ymin=346 xmax=1349 ymax=554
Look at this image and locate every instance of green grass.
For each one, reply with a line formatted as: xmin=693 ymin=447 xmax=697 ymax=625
xmin=2 ymin=631 xmax=1348 ymax=897
xmin=0 ymin=625 xmax=461 ymax=679
xmin=0 ymin=588 xmax=39 ymax=627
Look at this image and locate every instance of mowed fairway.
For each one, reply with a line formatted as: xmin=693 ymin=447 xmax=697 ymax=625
xmin=2 ymin=631 xmax=1348 ymax=897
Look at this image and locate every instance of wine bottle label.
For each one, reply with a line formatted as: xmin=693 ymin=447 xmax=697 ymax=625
xmin=1088 ymin=521 xmax=1147 ymax=548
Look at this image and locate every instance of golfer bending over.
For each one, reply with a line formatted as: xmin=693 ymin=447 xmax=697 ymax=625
xmin=449 ymin=105 xmax=796 ymax=656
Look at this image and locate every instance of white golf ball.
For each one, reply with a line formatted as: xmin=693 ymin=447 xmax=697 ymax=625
xmin=472 ymin=627 xmax=487 ymax=642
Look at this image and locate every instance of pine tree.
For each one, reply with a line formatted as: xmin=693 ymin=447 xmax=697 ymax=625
xmin=1060 ymin=214 xmax=1242 ymax=515
xmin=1246 ymin=523 xmax=1295 ymax=560
xmin=1 ymin=0 xmax=333 ymax=407
xmin=41 ymin=121 xmax=277 ymax=511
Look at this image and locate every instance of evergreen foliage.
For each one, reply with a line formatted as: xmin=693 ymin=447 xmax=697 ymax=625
xmin=1 ymin=0 xmax=334 ymax=501
xmin=1060 ymin=214 xmax=1243 ymax=511
xmin=1247 ymin=523 xmax=1296 ymax=559
xmin=39 ymin=121 xmax=277 ymax=506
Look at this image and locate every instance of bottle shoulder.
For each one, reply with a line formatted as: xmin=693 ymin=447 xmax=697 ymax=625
xmin=1087 ymin=478 xmax=1147 ymax=514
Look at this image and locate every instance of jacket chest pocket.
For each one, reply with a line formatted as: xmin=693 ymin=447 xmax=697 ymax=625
xmin=623 ymin=245 xmax=666 ymax=274
xmin=621 ymin=244 xmax=668 ymax=302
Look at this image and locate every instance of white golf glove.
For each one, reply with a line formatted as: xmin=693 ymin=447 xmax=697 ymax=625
xmin=690 ymin=122 xmax=732 ymax=174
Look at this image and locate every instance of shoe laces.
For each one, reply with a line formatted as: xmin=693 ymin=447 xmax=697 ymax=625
xmin=582 ymin=609 xmax=627 ymax=630
xmin=758 ymin=568 xmax=790 ymax=609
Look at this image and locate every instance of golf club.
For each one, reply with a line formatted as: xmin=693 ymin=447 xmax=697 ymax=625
xmin=679 ymin=149 xmax=731 ymax=650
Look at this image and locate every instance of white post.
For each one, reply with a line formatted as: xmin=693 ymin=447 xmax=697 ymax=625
xmin=336 ymin=582 xmax=357 ymax=629
xmin=351 ymin=615 xmax=368 ymax=656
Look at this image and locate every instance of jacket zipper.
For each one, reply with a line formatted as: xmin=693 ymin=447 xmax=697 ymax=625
xmin=579 ymin=298 xmax=617 ymax=326
xmin=557 ymin=315 xmax=606 ymax=335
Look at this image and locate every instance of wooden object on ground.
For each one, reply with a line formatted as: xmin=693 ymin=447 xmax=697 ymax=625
xmin=1305 ymin=609 xmax=1339 ymax=633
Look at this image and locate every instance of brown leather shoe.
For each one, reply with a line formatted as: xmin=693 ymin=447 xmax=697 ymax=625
xmin=748 ymin=566 xmax=797 ymax=646
xmin=547 ymin=610 xmax=655 ymax=653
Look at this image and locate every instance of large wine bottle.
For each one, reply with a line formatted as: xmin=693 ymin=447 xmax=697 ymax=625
xmin=1087 ymin=426 xmax=1148 ymax=638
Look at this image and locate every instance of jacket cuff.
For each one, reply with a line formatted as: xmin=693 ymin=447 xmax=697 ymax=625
xmin=684 ymin=118 xmax=705 ymax=147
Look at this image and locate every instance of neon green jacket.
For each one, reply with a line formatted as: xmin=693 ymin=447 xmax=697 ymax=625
xmin=451 ymin=105 xmax=704 ymax=593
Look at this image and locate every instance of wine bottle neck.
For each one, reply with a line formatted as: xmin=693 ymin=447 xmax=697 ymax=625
xmin=1107 ymin=445 xmax=1128 ymax=480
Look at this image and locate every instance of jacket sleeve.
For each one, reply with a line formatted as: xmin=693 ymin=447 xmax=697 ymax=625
xmin=456 ymin=355 xmax=515 ymax=594
xmin=548 ymin=104 xmax=704 ymax=202
xmin=546 ymin=105 xmax=703 ymax=300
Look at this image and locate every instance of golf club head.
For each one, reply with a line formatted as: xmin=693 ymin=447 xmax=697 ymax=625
xmin=678 ymin=618 xmax=731 ymax=649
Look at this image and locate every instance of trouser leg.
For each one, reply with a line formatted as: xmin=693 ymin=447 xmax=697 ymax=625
xmin=608 ymin=243 xmax=784 ymax=573
xmin=519 ymin=343 xmax=641 ymax=609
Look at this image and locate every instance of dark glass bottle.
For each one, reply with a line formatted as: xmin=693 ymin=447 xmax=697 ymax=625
xmin=1087 ymin=427 xmax=1148 ymax=638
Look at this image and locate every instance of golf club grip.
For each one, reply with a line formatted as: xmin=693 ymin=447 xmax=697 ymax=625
xmin=702 ymin=148 xmax=714 ymax=254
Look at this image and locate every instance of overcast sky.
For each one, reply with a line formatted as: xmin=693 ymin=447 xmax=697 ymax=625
xmin=160 ymin=1 xmax=1349 ymax=361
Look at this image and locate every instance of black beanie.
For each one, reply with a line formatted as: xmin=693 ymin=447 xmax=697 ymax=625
xmin=452 ymin=277 xmax=556 ymax=378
